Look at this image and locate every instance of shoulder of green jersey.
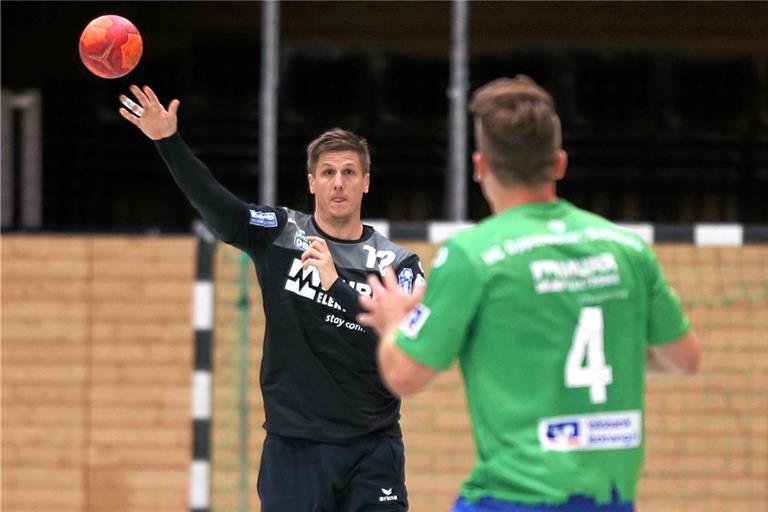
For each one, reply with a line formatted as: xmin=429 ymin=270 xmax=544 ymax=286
xmin=480 ymin=226 xmax=645 ymax=266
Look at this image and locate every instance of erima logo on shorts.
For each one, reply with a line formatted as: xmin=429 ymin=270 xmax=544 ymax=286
xmin=249 ymin=209 xmax=278 ymax=228
xmin=379 ymin=488 xmax=398 ymax=502
xmin=400 ymin=304 xmax=431 ymax=339
xmin=539 ymin=410 xmax=641 ymax=452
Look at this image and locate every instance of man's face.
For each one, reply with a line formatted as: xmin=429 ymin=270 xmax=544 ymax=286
xmin=308 ymin=150 xmax=370 ymax=223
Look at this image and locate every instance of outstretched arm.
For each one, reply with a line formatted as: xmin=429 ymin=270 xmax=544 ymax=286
xmin=119 ymin=85 xmax=248 ymax=243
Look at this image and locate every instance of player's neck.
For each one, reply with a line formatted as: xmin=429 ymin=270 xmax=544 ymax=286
xmin=313 ymin=211 xmax=364 ymax=240
xmin=487 ymin=181 xmax=558 ymax=215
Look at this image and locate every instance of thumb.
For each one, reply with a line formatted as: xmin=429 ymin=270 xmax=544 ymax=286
xmin=412 ymin=278 xmax=426 ymax=302
xmin=168 ymin=99 xmax=180 ymax=116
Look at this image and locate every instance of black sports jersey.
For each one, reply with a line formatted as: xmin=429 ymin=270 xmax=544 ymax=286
xmin=155 ymin=133 xmax=424 ymax=442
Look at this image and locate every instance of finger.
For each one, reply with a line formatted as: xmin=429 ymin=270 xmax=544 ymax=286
xmin=356 ymin=312 xmax=375 ymax=328
xmin=358 ymin=293 xmax=377 ymax=311
xmin=301 ymin=248 xmax=321 ymax=262
xmin=307 ymin=237 xmax=329 ymax=254
xmin=119 ymin=95 xmax=144 ymax=117
xmin=118 ymin=108 xmax=141 ymax=126
xmin=168 ymin=99 xmax=180 ymax=116
xmin=143 ymin=85 xmax=161 ymax=105
xmin=412 ymin=279 xmax=426 ymax=302
xmin=310 ymin=240 xmax=328 ymax=251
xmin=310 ymin=244 xmax=330 ymax=259
xmin=302 ymin=258 xmax=321 ymax=269
xmin=381 ymin=267 xmax=399 ymax=291
xmin=405 ymin=293 xmax=423 ymax=311
xmin=367 ymin=274 xmax=386 ymax=298
xmin=129 ymin=84 xmax=150 ymax=106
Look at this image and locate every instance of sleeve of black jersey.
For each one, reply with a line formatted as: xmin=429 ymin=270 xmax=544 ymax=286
xmin=154 ymin=133 xmax=284 ymax=252
xmin=393 ymin=253 xmax=425 ymax=295
xmin=328 ymin=278 xmax=365 ymax=319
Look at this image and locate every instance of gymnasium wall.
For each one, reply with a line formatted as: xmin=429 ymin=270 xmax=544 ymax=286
xmin=3 ymin=235 xmax=767 ymax=512
xmin=2 ymin=236 xmax=195 ymax=512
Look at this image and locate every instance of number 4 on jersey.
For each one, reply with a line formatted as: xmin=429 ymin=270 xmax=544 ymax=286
xmin=565 ymin=307 xmax=613 ymax=404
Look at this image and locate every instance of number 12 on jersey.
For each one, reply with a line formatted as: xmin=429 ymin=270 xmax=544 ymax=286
xmin=565 ymin=307 xmax=613 ymax=404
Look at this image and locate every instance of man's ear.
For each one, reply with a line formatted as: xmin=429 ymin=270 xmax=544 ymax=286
xmin=552 ymin=150 xmax=568 ymax=181
xmin=307 ymin=173 xmax=315 ymax=194
xmin=363 ymin=172 xmax=370 ymax=194
xmin=472 ymin=151 xmax=486 ymax=183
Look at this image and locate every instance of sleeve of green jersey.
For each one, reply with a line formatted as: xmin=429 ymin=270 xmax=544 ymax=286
xmin=395 ymin=242 xmax=483 ymax=371
xmin=645 ymin=248 xmax=691 ymax=345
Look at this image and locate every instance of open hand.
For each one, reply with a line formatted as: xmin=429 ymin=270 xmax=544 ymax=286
xmin=118 ymin=84 xmax=179 ymax=140
xmin=357 ymin=267 xmax=425 ymax=336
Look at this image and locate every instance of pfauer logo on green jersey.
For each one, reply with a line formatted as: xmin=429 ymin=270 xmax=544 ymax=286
xmin=538 ymin=410 xmax=642 ymax=452
xmin=530 ymin=253 xmax=621 ymax=294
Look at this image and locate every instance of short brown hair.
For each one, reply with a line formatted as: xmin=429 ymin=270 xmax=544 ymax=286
xmin=469 ymin=75 xmax=561 ymax=185
xmin=306 ymin=128 xmax=371 ymax=174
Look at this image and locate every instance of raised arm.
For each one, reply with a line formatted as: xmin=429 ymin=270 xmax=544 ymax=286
xmin=119 ymin=85 xmax=249 ymax=243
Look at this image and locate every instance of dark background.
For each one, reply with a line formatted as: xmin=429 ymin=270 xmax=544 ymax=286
xmin=3 ymin=1 xmax=767 ymax=232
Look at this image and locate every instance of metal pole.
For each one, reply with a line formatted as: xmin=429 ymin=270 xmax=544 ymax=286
xmin=190 ymin=221 xmax=215 ymax=512
xmin=447 ymin=0 xmax=469 ymax=220
xmin=1 ymin=90 xmax=15 ymax=228
xmin=236 ymin=254 xmax=250 ymax=512
xmin=21 ymin=91 xmax=43 ymax=229
xmin=260 ymin=0 xmax=280 ymax=206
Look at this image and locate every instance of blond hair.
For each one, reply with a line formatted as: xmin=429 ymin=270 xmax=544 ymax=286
xmin=470 ymin=75 xmax=561 ymax=185
xmin=306 ymin=128 xmax=370 ymax=174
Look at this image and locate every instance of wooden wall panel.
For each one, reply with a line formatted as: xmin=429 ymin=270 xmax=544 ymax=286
xmin=2 ymin=236 xmax=91 ymax=512
xmin=2 ymin=235 xmax=194 ymax=512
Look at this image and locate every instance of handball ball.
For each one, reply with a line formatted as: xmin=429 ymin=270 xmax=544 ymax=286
xmin=79 ymin=15 xmax=142 ymax=79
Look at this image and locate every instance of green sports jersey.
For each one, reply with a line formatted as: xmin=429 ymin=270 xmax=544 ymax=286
xmin=396 ymin=200 xmax=690 ymax=506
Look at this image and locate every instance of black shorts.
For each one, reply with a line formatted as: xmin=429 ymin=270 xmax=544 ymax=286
xmin=257 ymin=432 xmax=408 ymax=512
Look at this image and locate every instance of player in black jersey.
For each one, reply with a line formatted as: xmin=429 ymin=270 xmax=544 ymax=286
xmin=119 ymin=84 xmax=422 ymax=511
